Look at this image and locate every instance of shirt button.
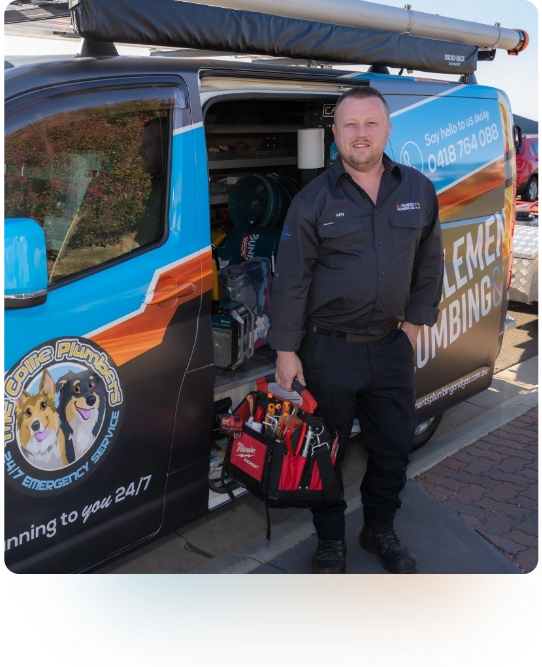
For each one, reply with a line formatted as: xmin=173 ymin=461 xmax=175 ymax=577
xmin=378 ymin=240 xmax=382 ymax=245
xmin=381 ymin=271 xmax=386 ymax=275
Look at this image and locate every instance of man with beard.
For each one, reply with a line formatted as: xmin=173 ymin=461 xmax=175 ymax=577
xmin=269 ymin=86 xmax=443 ymax=574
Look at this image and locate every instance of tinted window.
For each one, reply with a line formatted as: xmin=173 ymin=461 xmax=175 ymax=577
xmin=5 ymin=100 xmax=172 ymax=283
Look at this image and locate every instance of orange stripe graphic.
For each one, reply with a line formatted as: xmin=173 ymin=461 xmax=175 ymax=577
xmin=438 ymin=159 xmax=505 ymax=222
xmin=91 ymin=252 xmax=213 ymax=366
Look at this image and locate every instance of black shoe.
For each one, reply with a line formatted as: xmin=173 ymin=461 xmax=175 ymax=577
xmin=312 ymin=538 xmax=347 ymax=574
xmin=359 ymin=525 xmax=417 ymax=574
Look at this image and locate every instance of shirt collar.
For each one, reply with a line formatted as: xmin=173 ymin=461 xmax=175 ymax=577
xmin=330 ymin=153 xmax=401 ymax=188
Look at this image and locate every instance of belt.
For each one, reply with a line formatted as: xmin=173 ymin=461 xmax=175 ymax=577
xmin=309 ymin=323 xmax=394 ymax=344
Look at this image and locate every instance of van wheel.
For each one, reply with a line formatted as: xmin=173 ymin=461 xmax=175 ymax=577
xmin=412 ymin=414 xmax=443 ymax=450
xmin=522 ymin=176 xmax=538 ymax=202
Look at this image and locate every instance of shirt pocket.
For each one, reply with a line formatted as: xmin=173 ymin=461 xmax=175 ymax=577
xmin=317 ymin=217 xmax=371 ymax=265
xmin=317 ymin=219 xmax=363 ymax=240
xmin=389 ymin=212 xmax=427 ymax=264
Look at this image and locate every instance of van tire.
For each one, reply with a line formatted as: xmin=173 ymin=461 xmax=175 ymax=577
xmin=522 ymin=176 xmax=538 ymax=202
xmin=412 ymin=414 xmax=443 ymax=450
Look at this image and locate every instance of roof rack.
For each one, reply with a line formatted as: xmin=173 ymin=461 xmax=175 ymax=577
xmin=68 ymin=0 xmax=528 ymax=75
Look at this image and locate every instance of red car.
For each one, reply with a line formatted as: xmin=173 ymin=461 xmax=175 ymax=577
xmin=516 ymin=134 xmax=538 ymax=201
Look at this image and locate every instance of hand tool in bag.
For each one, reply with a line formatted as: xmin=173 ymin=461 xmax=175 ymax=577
xmin=280 ymin=407 xmax=300 ymax=441
xmin=264 ymin=414 xmax=280 ymax=438
xmin=275 ymin=401 xmax=291 ymax=439
xmin=262 ymin=392 xmax=274 ymax=414
xmin=300 ymin=425 xmax=313 ymax=457
xmin=246 ymin=394 xmax=255 ymax=418
xmin=294 ymin=422 xmax=308 ymax=456
xmin=264 ymin=401 xmax=277 ymax=435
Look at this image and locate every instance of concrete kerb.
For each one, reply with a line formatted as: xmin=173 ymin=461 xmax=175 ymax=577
xmin=193 ymin=360 xmax=538 ymax=574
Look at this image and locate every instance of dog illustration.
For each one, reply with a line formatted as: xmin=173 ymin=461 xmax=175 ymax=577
xmin=15 ymin=369 xmax=69 ymax=470
xmin=57 ymin=370 xmax=106 ymax=463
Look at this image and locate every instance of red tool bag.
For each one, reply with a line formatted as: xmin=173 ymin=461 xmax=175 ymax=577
xmin=221 ymin=375 xmax=341 ymax=538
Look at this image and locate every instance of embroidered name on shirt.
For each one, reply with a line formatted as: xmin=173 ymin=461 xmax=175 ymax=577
xmin=396 ymin=202 xmax=421 ymax=211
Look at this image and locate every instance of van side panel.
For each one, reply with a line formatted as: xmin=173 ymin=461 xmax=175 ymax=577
xmin=4 ymin=73 xmax=211 ymax=572
xmin=374 ymin=81 xmax=512 ymax=420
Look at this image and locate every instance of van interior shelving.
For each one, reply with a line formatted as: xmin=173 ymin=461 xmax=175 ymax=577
xmin=205 ymin=94 xmax=342 ymax=506
xmin=206 ymin=95 xmax=338 ymax=396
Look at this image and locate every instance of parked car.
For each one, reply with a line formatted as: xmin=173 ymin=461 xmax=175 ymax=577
xmin=516 ymin=134 xmax=538 ymax=201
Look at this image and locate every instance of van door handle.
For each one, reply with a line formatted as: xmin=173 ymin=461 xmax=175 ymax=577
xmin=147 ymin=280 xmax=196 ymax=305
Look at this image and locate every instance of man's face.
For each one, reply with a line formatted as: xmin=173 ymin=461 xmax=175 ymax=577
xmin=139 ymin=124 xmax=163 ymax=176
xmin=332 ymin=96 xmax=391 ymax=173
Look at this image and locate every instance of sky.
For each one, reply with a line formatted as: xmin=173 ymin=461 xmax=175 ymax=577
xmin=2 ymin=0 xmax=540 ymax=120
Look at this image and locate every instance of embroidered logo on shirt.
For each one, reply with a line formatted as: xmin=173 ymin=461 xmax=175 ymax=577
xmin=396 ymin=202 xmax=421 ymax=211
xmin=335 ymin=212 xmax=345 ymax=217
xmin=280 ymin=225 xmax=292 ymax=241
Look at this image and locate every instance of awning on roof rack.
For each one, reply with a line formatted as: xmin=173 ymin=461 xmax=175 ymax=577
xmin=69 ymin=0 xmax=480 ymax=74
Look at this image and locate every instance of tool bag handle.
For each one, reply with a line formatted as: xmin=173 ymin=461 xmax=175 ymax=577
xmin=256 ymin=374 xmax=317 ymax=414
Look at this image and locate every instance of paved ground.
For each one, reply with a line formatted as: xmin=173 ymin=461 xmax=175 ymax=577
xmin=417 ymin=407 xmax=538 ymax=573
xmin=246 ymin=481 xmax=524 ymax=574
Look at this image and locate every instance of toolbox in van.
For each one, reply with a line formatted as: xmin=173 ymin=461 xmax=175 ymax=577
xmin=3 ymin=0 xmax=528 ymax=573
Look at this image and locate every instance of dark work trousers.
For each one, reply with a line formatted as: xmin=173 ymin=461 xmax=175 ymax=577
xmin=297 ymin=326 xmax=416 ymax=540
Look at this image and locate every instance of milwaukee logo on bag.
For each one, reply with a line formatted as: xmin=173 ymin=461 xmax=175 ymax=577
xmin=230 ymin=434 xmax=267 ymax=481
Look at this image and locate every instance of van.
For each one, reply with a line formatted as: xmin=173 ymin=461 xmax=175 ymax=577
xmin=4 ymin=0 xmax=527 ymax=572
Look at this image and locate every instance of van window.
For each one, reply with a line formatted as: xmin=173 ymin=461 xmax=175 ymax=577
xmin=4 ymin=101 xmax=172 ymax=283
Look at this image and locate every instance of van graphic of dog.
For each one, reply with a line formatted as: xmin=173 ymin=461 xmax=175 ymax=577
xmin=57 ymin=370 xmax=106 ymax=463
xmin=15 ymin=369 xmax=69 ymax=470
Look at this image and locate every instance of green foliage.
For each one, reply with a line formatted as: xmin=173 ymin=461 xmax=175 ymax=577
xmin=5 ymin=102 xmax=166 ymax=261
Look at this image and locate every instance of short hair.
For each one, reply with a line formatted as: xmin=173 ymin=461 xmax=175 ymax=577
xmin=334 ymin=87 xmax=390 ymax=121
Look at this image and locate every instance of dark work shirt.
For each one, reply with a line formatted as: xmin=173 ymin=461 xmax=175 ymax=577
xmin=269 ymin=155 xmax=444 ymax=352
xmin=134 ymin=176 xmax=164 ymax=248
